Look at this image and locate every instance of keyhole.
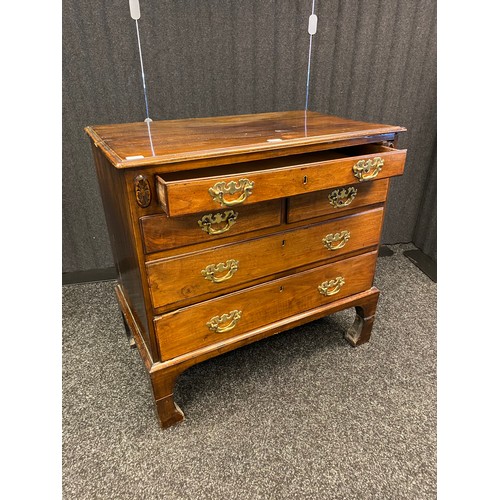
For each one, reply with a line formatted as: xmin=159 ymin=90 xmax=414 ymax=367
xmin=282 ymin=240 xmax=286 ymax=247
xmin=303 ymin=176 xmax=308 ymax=184
xmin=279 ymin=286 xmax=284 ymax=292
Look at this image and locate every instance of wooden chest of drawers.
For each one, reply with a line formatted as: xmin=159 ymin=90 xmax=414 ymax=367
xmin=85 ymin=111 xmax=406 ymax=428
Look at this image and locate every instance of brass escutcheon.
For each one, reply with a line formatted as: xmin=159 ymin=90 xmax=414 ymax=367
xmin=198 ymin=210 xmax=238 ymax=235
xmin=201 ymin=259 xmax=239 ymax=283
xmin=206 ymin=310 xmax=242 ymax=333
xmin=322 ymin=230 xmax=351 ymax=251
xmin=318 ymin=276 xmax=346 ymax=296
xmin=208 ymin=179 xmax=254 ymax=207
xmin=328 ymin=186 xmax=358 ymax=208
xmin=352 ymin=157 xmax=384 ymax=181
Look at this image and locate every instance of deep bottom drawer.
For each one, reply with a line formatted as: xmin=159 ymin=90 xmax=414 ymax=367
xmin=154 ymin=250 xmax=378 ymax=361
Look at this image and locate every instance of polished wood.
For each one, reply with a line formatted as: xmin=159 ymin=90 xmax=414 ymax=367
xmin=124 ymin=282 xmax=381 ymax=427
xmin=156 ymin=144 xmax=406 ymax=217
xmin=92 ymin=147 xmax=153 ymax=352
xmin=141 ymin=201 xmax=383 ymax=262
xmin=146 ymin=208 xmax=384 ymax=310
xmin=85 ymin=110 xmax=406 ymax=169
xmin=116 ymin=283 xmax=183 ymax=427
xmin=344 ymin=291 xmax=380 ymax=346
xmin=287 ymin=179 xmax=390 ymax=223
xmin=154 ymin=251 xmax=378 ymax=361
xmin=140 ymin=199 xmax=282 ymax=254
xmin=85 ymin=111 xmax=406 ymax=428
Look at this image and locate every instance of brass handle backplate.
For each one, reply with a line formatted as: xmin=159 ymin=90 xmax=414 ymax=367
xmin=201 ymin=259 xmax=239 ymax=283
xmin=206 ymin=310 xmax=242 ymax=333
xmin=353 ymin=157 xmax=384 ymax=181
xmin=318 ymin=276 xmax=346 ymax=296
xmin=328 ymin=186 xmax=358 ymax=208
xmin=322 ymin=230 xmax=351 ymax=251
xmin=198 ymin=210 xmax=238 ymax=235
xmin=208 ymin=179 xmax=254 ymax=207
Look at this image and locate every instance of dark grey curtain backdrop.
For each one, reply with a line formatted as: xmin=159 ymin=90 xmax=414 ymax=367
xmin=62 ymin=0 xmax=436 ymax=273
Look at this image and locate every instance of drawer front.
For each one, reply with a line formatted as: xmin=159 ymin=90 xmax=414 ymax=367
xmin=154 ymin=251 xmax=378 ymax=360
xmin=146 ymin=207 xmax=383 ymax=310
xmin=156 ymin=145 xmax=405 ymax=217
xmin=140 ymin=200 xmax=281 ymax=254
xmin=287 ymin=179 xmax=389 ymax=223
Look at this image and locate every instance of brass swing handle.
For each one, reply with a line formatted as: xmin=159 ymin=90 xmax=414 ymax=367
xmin=322 ymin=230 xmax=351 ymax=251
xmin=318 ymin=276 xmax=345 ymax=296
xmin=328 ymin=186 xmax=358 ymax=208
xmin=206 ymin=309 xmax=242 ymax=333
xmin=198 ymin=210 xmax=238 ymax=235
xmin=352 ymin=157 xmax=384 ymax=181
xmin=208 ymin=179 xmax=254 ymax=207
xmin=201 ymin=259 xmax=239 ymax=283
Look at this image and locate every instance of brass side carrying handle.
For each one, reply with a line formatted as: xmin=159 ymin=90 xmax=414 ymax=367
xmin=198 ymin=210 xmax=238 ymax=235
xmin=352 ymin=157 xmax=384 ymax=181
xmin=208 ymin=179 xmax=254 ymax=207
xmin=206 ymin=310 xmax=242 ymax=333
xmin=318 ymin=276 xmax=345 ymax=296
xmin=322 ymin=230 xmax=351 ymax=251
xmin=328 ymin=186 xmax=358 ymax=208
xmin=201 ymin=259 xmax=239 ymax=283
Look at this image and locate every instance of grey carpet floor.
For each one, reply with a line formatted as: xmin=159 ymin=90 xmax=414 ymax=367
xmin=62 ymin=244 xmax=436 ymax=500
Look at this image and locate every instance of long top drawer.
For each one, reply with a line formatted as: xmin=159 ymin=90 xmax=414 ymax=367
xmin=156 ymin=144 xmax=406 ymax=217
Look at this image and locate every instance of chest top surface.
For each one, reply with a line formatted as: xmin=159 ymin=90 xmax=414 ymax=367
xmin=84 ymin=110 xmax=405 ymax=169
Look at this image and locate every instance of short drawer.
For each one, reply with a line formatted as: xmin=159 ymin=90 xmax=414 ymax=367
xmin=154 ymin=250 xmax=378 ymax=361
xmin=146 ymin=207 xmax=383 ymax=310
xmin=287 ymin=179 xmax=389 ymax=223
xmin=156 ymin=144 xmax=405 ymax=217
xmin=140 ymin=200 xmax=281 ymax=254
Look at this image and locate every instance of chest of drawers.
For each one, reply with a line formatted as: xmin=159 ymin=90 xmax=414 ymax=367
xmin=85 ymin=111 xmax=406 ymax=428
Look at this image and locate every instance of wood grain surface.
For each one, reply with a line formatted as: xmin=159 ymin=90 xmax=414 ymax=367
xmin=87 ymin=110 xmax=407 ymax=427
xmin=147 ymin=208 xmax=384 ymax=310
xmin=91 ymin=147 xmax=154 ymax=352
xmin=156 ymin=144 xmax=405 ymax=216
xmin=154 ymin=251 xmax=378 ymax=361
xmin=140 ymin=200 xmax=282 ymax=254
xmin=287 ymin=179 xmax=390 ymax=223
xmin=85 ymin=110 xmax=405 ymax=168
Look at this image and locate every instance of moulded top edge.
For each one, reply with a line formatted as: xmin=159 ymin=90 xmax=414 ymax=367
xmin=84 ymin=111 xmax=406 ymax=169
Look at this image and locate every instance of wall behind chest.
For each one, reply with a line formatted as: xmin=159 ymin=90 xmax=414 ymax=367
xmin=62 ymin=0 xmax=436 ymax=273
